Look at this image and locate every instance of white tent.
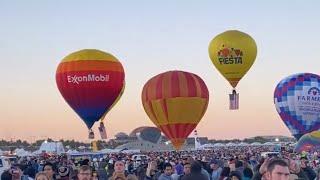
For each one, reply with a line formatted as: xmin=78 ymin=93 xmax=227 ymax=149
xmin=78 ymin=146 xmax=86 ymax=150
xmin=251 ymin=142 xmax=262 ymax=146
xmin=14 ymin=148 xmax=33 ymax=157
xmin=66 ymin=149 xmax=79 ymax=154
xmin=37 ymin=141 xmax=65 ymax=154
xmin=200 ymin=143 xmax=215 ymax=149
xmin=121 ymin=149 xmax=141 ymax=154
xmin=238 ymin=142 xmax=249 ymax=146
xmin=99 ymin=148 xmax=120 ymax=154
xmin=263 ymin=142 xmax=275 ymax=146
xmin=226 ymin=142 xmax=237 ymax=147
xmin=213 ymin=143 xmax=225 ymax=147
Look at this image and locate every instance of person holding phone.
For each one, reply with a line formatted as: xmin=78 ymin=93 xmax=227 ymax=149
xmin=10 ymin=165 xmax=26 ymax=180
xmin=145 ymin=161 xmax=161 ymax=180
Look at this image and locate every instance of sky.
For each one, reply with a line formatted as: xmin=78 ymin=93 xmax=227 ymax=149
xmin=0 ymin=0 xmax=320 ymax=142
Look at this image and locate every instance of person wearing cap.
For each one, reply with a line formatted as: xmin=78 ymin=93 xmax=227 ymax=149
xmin=210 ymin=159 xmax=222 ymax=180
xmin=57 ymin=166 xmax=69 ymax=180
xmin=106 ymin=159 xmax=115 ymax=179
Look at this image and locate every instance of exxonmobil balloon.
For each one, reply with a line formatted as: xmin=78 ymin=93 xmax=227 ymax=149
xmin=56 ymin=49 xmax=125 ymax=138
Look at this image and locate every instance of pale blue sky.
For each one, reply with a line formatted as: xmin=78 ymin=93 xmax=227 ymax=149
xmin=1 ymin=0 xmax=320 ymax=141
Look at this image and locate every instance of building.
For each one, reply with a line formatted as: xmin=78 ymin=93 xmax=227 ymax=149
xmin=113 ymin=126 xmax=207 ymax=151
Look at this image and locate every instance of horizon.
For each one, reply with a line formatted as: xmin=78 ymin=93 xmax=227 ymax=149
xmin=1 ymin=1 xmax=320 ymax=141
xmin=0 ymin=133 xmax=294 ymax=143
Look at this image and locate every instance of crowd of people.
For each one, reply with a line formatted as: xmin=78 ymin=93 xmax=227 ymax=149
xmin=1 ymin=146 xmax=320 ymax=180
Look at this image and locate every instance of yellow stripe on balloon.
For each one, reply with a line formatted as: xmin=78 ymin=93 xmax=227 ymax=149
xmin=310 ymin=131 xmax=320 ymax=138
xmin=166 ymin=97 xmax=207 ymax=124
xmin=62 ymin=49 xmax=119 ymax=62
xmin=148 ymin=97 xmax=208 ymax=126
xmin=150 ymin=100 xmax=168 ymax=125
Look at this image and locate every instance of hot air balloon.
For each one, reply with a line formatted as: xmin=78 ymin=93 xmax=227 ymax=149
xmin=274 ymin=73 xmax=320 ymax=140
xmin=208 ymin=30 xmax=257 ymax=110
xmin=141 ymin=71 xmax=209 ymax=150
xmin=56 ymin=49 xmax=125 ymax=139
xmin=294 ymin=130 xmax=320 ymax=153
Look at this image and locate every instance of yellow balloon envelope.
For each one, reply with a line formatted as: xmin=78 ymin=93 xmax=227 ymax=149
xmin=208 ymin=30 xmax=257 ymax=88
xmin=208 ymin=30 xmax=257 ymax=109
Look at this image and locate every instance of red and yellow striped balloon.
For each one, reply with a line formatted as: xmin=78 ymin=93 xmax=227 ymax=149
xmin=141 ymin=71 xmax=209 ymax=150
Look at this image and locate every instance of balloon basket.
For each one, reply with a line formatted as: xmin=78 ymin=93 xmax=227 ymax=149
xmin=229 ymin=89 xmax=239 ymax=110
xmin=88 ymin=129 xmax=95 ymax=139
xmin=99 ymin=122 xmax=107 ymax=139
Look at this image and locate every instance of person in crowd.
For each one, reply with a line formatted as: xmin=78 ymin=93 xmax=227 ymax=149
xmin=210 ymin=159 xmax=222 ymax=180
xmin=219 ymin=167 xmax=230 ymax=180
xmin=35 ymin=172 xmax=50 ymax=180
xmin=300 ymin=156 xmax=316 ymax=180
xmin=1 ymin=170 xmax=12 ymax=180
xmin=158 ymin=163 xmax=173 ymax=180
xmin=265 ymin=159 xmax=290 ymax=180
xmin=145 ymin=160 xmax=161 ymax=180
xmin=181 ymin=161 xmax=207 ymax=180
xmin=77 ymin=165 xmax=92 ymax=180
xmin=176 ymin=162 xmax=191 ymax=180
xmin=43 ymin=162 xmax=55 ymax=180
xmin=57 ymin=166 xmax=69 ymax=180
xmin=288 ymin=158 xmax=308 ymax=179
xmin=229 ymin=171 xmax=242 ymax=180
xmin=242 ymin=167 xmax=253 ymax=180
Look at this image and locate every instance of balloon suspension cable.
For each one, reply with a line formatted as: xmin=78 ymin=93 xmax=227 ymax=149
xmin=88 ymin=129 xmax=95 ymax=139
xmin=229 ymin=88 xmax=239 ymax=110
xmin=232 ymin=88 xmax=237 ymax=94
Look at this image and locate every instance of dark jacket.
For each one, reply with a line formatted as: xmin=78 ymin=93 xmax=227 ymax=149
xmin=293 ymin=170 xmax=309 ymax=180
xmin=302 ymin=166 xmax=316 ymax=180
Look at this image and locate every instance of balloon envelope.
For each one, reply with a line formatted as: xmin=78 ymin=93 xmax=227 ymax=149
xmin=274 ymin=73 xmax=320 ymax=139
xmin=208 ymin=30 xmax=257 ymax=88
xmin=141 ymin=71 xmax=209 ymax=150
xmin=295 ymin=130 xmax=320 ymax=153
xmin=56 ymin=49 xmax=125 ymax=130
